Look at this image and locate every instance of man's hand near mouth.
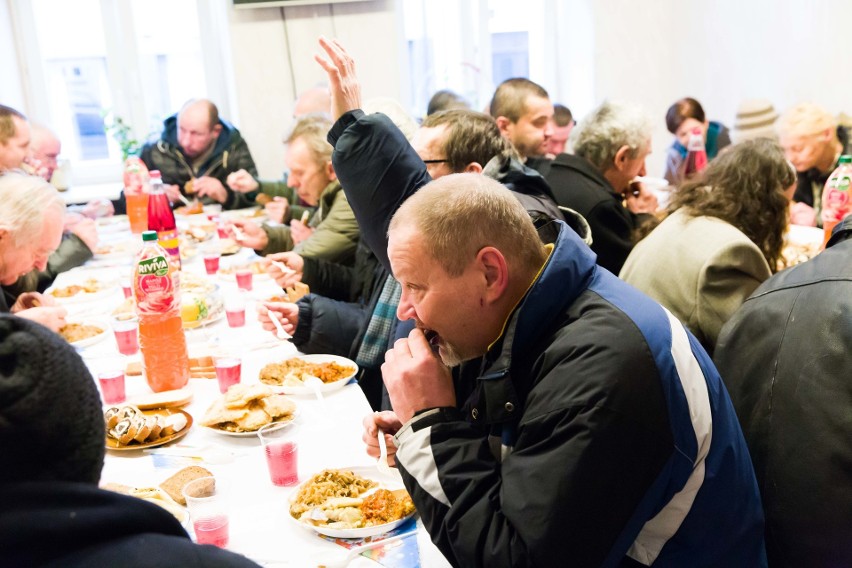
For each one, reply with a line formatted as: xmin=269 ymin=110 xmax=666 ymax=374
xmin=381 ymin=328 xmax=455 ymax=424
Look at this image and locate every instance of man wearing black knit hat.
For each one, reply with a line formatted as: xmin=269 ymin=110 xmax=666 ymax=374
xmin=0 ymin=315 xmax=260 ymax=567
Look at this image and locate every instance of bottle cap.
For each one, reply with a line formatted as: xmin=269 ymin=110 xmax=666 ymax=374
xmin=142 ymin=230 xmax=159 ymax=242
xmin=149 ymin=170 xmax=162 ymax=179
xmin=839 ymin=155 xmax=851 ymax=164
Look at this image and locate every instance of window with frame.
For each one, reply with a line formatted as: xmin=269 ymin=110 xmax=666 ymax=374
xmin=12 ymin=0 xmax=221 ymax=184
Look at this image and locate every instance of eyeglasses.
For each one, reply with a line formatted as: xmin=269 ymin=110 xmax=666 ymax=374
xmin=422 ymin=159 xmax=449 ymax=164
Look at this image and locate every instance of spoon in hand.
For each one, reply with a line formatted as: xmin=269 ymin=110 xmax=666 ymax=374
xmin=376 ymin=428 xmax=394 ymax=477
xmin=265 ymin=308 xmax=291 ymax=340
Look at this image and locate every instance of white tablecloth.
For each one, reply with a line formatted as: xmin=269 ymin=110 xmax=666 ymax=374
xmin=51 ymin=217 xmax=451 ymax=568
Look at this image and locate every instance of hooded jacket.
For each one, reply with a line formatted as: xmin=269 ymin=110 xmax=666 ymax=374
xmin=329 ymin=110 xmax=766 ymax=567
xmin=136 ymin=114 xmax=258 ymax=211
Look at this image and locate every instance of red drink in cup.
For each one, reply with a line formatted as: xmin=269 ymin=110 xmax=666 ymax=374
xmin=98 ymin=370 xmax=126 ymax=404
xmin=203 ymin=254 xmax=220 ymax=275
xmin=216 ymin=224 xmax=230 ymax=240
xmin=215 ymin=358 xmax=241 ymax=393
xmin=264 ymin=441 xmax=299 ymax=486
xmin=225 ymin=307 xmax=245 ymax=327
xmin=121 ymin=281 xmax=133 ymax=299
xmin=112 ymin=317 xmax=139 ymax=356
xmin=235 ymin=269 xmax=253 ymax=291
xmin=193 ymin=515 xmax=230 ymax=547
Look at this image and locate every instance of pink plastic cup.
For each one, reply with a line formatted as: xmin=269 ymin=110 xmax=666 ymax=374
xmin=112 ymin=316 xmax=139 ymax=356
xmin=215 ymin=357 xmax=241 ymax=393
xmin=203 ymin=253 xmax=221 ymax=275
xmin=235 ymin=269 xmax=253 ymax=291
xmin=258 ymin=423 xmax=299 ymax=486
xmin=98 ymin=370 xmax=126 ymax=404
xmin=121 ymin=280 xmax=133 ymax=299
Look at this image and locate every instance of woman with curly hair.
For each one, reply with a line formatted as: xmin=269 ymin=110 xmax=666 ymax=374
xmin=620 ymin=138 xmax=795 ymax=353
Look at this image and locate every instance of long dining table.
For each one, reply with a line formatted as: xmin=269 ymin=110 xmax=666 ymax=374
xmin=50 ymin=210 xmax=451 ymax=568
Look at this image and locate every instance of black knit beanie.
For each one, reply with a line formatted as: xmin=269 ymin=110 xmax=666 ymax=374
xmin=0 ymin=314 xmax=105 ymax=484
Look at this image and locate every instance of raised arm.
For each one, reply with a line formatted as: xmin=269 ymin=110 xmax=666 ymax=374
xmin=315 ymin=37 xmax=431 ymax=271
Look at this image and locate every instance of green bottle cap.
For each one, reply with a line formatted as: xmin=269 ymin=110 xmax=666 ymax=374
xmin=839 ymin=155 xmax=852 ymax=164
xmin=142 ymin=230 xmax=158 ymax=241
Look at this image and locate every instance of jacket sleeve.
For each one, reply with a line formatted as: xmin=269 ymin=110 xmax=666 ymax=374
xmin=259 ymin=225 xmax=295 ymax=256
xmin=585 ymin=200 xmax=636 ymax=274
xmin=290 ymin=294 xmax=370 ymax=356
xmin=393 ymin=338 xmax=673 ymax=568
xmin=292 ymin=191 xmax=359 ymax=264
xmin=300 ymin=256 xmax=356 ymax=301
xmin=696 ymin=241 xmax=770 ymax=349
xmin=46 ymin=234 xmax=94 ymax=277
xmin=329 ymin=111 xmax=432 ymax=272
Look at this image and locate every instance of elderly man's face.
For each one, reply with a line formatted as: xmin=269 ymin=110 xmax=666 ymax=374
xmin=0 ymin=207 xmax=63 ymax=285
xmin=412 ymin=124 xmax=454 ymax=179
xmin=31 ymin=135 xmax=61 ymax=180
xmin=780 ymin=131 xmax=830 ymax=172
xmin=177 ymin=107 xmax=219 ymax=159
xmin=389 ymin=225 xmax=490 ymax=367
xmin=504 ymin=95 xmax=554 ymax=160
xmin=0 ymin=117 xmax=31 ymax=171
xmin=285 ymin=137 xmax=333 ymax=206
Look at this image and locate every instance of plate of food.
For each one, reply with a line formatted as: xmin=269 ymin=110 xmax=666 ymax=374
xmin=779 ymin=224 xmax=824 ymax=270
xmin=199 ymin=383 xmax=298 ymax=436
xmin=289 ymin=467 xmax=416 ymax=539
xmin=59 ymin=321 xmax=109 ymax=348
xmin=180 ymin=291 xmax=224 ymax=330
xmin=218 ymin=260 xmax=270 ymax=280
xmin=104 ymin=405 xmax=192 ymax=451
xmin=48 ymin=278 xmax=116 ymax=303
xmin=259 ymin=355 xmax=358 ymax=395
xmin=221 ymin=207 xmax=266 ymax=222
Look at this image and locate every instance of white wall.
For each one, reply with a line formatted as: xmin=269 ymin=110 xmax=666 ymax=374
xmin=589 ymin=0 xmax=852 ymax=177
xmin=226 ymin=0 xmax=403 ymax=178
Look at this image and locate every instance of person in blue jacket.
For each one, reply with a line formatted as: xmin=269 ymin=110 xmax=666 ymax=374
xmin=316 ymin=37 xmax=766 ymax=568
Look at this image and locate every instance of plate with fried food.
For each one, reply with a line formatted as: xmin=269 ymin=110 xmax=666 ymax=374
xmin=289 ymin=467 xmax=416 ymax=539
xmin=60 ymin=321 xmax=108 ymax=348
xmin=200 ymin=383 xmax=298 ymax=437
xmin=104 ymin=405 xmax=192 ymax=451
xmin=778 ymin=224 xmax=824 ymax=270
xmin=47 ymin=278 xmax=116 ymax=303
xmin=259 ymin=355 xmax=358 ymax=395
xmin=218 ymin=260 xmax=271 ymax=281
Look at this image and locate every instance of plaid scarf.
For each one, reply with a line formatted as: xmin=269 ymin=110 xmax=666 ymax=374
xmin=355 ymin=275 xmax=402 ymax=368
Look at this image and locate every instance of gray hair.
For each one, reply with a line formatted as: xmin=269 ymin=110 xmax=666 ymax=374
xmin=572 ymin=101 xmax=653 ymax=171
xmin=0 ymin=172 xmax=65 ymax=247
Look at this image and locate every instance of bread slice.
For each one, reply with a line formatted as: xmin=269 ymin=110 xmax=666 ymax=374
xmin=159 ymin=465 xmax=213 ymax=506
xmin=133 ymin=416 xmax=153 ymax=443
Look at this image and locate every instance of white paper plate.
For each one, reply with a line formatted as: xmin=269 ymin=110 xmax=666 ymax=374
xmin=289 ymin=466 xmax=413 ymax=539
xmin=62 ymin=321 xmax=109 ymax=348
xmin=260 ymin=354 xmax=358 ymax=395
xmin=202 ymin=411 xmax=297 ymax=437
xmin=47 ymin=281 xmax=117 ymax=304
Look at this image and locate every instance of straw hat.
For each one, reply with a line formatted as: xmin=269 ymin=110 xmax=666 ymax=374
xmin=732 ymin=99 xmax=779 ymax=143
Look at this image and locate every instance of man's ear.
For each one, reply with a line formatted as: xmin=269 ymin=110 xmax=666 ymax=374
xmin=212 ymin=123 xmax=223 ymax=138
xmin=325 ymin=161 xmax=337 ymax=181
xmin=495 ymin=116 xmax=512 ymax=136
xmin=477 ymin=246 xmax=509 ymax=304
xmin=463 ymin=162 xmax=483 ymax=174
xmin=613 ymin=145 xmax=632 ymax=172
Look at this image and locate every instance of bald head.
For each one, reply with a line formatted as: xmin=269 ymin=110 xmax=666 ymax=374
xmin=177 ymin=99 xmax=222 ymax=158
xmin=293 ymin=86 xmax=331 ymax=118
xmin=29 ymin=124 xmax=61 ymax=180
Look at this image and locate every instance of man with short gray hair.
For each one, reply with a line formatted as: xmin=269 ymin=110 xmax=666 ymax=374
xmin=544 ymin=100 xmax=656 ymax=273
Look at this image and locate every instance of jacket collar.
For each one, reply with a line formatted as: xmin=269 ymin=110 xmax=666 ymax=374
xmin=474 ymin=222 xmax=597 ymax=424
xmin=551 ymin=153 xmax=620 ymax=198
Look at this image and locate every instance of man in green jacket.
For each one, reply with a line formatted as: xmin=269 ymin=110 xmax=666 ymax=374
xmin=231 ymin=114 xmax=359 ymax=265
